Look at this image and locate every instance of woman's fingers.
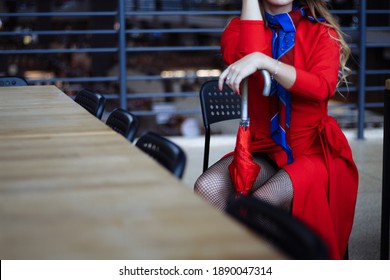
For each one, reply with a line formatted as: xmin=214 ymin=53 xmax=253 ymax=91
xmin=219 ymin=67 xmax=242 ymax=93
xmin=219 ymin=52 xmax=263 ymax=93
xmin=218 ymin=69 xmax=228 ymax=91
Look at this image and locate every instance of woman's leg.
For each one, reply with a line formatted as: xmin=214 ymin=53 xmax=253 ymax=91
xmin=194 ymin=154 xmax=278 ymax=211
xmin=251 ymin=169 xmax=293 ymax=212
xmin=194 ymin=155 xmax=235 ymax=211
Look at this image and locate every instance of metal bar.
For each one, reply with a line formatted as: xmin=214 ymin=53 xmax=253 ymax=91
xmin=330 ymin=9 xmax=358 ymax=15
xmin=329 ymin=102 xmax=384 ymax=109
xmin=365 ymin=70 xmax=390 ymax=75
xmin=131 ymin=108 xmax=200 ymax=116
xmin=28 ymin=77 xmax=118 ymax=83
xmin=118 ymin=0 xmax=127 ymax=109
xmin=124 ymin=11 xmax=240 ymax=16
xmin=366 ymin=43 xmax=390 ymax=48
xmin=1 ymin=48 xmax=118 ymax=54
xmin=328 ymin=8 xmax=390 ymax=15
xmin=26 ymin=75 xmax=217 ymax=84
xmin=367 ymin=9 xmax=390 ymax=14
xmin=0 ymin=12 xmax=117 ymax=17
xmin=0 ymin=46 xmax=222 ymax=54
xmin=0 ymin=28 xmax=223 ymax=36
xmin=124 ymin=92 xmax=198 ymax=99
xmin=125 ymin=28 xmax=223 ymax=34
xmin=381 ymin=79 xmax=390 ymax=260
xmin=366 ymin=27 xmax=390 ymax=31
xmin=357 ymin=0 xmax=367 ymax=139
xmin=125 ymin=46 xmax=220 ymax=52
xmin=0 ymin=30 xmax=118 ymax=36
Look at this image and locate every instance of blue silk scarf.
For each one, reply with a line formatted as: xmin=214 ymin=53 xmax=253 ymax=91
xmin=265 ymin=5 xmax=320 ymax=164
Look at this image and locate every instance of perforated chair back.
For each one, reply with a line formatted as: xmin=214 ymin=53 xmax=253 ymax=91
xmin=135 ymin=131 xmax=186 ymax=179
xmin=226 ymin=196 xmax=329 ymax=260
xmin=0 ymin=76 xmax=29 ymax=86
xmin=74 ymin=88 xmax=106 ymax=119
xmin=106 ymin=108 xmax=140 ymax=142
xmin=199 ymin=79 xmax=241 ymax=172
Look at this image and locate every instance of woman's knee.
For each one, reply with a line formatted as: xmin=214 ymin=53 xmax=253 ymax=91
xmin=194 ymin=173 xmax=209 ymax=194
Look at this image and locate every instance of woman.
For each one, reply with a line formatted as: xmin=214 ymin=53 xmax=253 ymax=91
xmin=194 ymin=0 xmax=358 ymax=260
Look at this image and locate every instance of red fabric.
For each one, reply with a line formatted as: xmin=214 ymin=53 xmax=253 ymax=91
xmin=221 ymin=18 xmax=358 ymax=259
xmin=229 ymin=126 xmax=261 ymax=195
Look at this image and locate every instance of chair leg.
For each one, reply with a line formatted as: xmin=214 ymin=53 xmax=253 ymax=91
xmin=343 ymin=244 xmax=349 ymax=260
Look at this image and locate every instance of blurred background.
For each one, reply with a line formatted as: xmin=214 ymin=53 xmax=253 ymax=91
xmin=0 ymin=0 xmax=389 ymax=138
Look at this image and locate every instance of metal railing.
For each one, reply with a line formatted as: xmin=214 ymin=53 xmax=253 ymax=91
xmin=0 ymin=0 xmax=389 ymax=138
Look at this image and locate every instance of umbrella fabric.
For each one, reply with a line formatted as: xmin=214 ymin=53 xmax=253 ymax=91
xmin=228 ymin=126 xmax=260 ymax=196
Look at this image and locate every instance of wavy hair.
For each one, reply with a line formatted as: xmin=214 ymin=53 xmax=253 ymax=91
xmin=298 ymin=0 xmax=351 ymax=89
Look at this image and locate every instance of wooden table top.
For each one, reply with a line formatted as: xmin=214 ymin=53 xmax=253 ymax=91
xmin=0 ymin=86 xmax=285 ymax=260
xmin=0 ymin=85 xmax=113 ymax=138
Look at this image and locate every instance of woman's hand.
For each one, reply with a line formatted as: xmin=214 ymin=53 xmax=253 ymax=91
xmin=219 ymin=52 xmax=265 ymax=93
xmin=219 ymin=51 xmax=297 ymax=94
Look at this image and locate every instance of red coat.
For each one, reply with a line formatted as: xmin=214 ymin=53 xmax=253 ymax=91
xmin=221 ymin=17 xmax=358 ymax=259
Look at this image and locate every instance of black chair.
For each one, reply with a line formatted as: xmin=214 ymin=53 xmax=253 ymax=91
xmin=199 ymin=79 xmax=242 ymax=172
xmin=0 ymin=76 xmax=29 ymax=86
xmin=226 ymin=196 xmax=329 ymax=260
xmin=74 ymin=88 xmax=106 ymax=119
xmin=135 ymin=131 xmax=186 ymax=179
xmin=106 ymin=108 xmax=140 ymax=142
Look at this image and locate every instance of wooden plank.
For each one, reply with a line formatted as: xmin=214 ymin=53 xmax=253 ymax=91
xmin=0 ymin=85 xmax=285 ymax=260
xmin=0 ymin=186 xmax=283 ymax=260
xmin=0 ymin=86 xmax=112 ymax=137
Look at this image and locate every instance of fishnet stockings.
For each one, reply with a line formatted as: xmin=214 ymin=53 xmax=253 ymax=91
xmin=194 ymin=154 xmax=293 ymax=212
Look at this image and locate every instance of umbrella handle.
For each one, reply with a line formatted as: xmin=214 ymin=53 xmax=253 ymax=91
xmin=241 ymin=70 xmax=271 ymax=124
xmin=241 ymin=79 xmax=249 ymax=125
xmin=261 ymin=69 xmax=271 ymax=97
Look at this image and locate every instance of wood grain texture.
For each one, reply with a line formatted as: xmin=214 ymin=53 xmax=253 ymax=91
xmin=0 ymin=86 xmax=285 ymax=260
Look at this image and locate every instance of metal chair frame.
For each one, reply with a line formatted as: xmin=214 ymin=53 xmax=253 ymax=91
xmin=135 ymin=131 xmax=186 ymax=179
xmin=0 ymin=76 xmax=29 ymax=86
xmin=199 ymin=79 xmax=242 ymax=172
xmin=226 ymin=196 xmax=330 ymax=260
xmin=106 ymin=108 xmax=140 ymax=142
xmin=74 ymin=88 xmax=106 ymax=119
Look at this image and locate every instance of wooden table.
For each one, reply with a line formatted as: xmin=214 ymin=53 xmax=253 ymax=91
xmin=0 ymin=86 xmax=285 ymax=259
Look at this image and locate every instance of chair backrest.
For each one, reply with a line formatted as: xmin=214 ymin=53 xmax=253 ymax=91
xmin=106 ymin=108 xmax=140 ymax=142
xmin=199 ymin=79 xmax=241 ymax=172
xmin=0 ymin=76 xmax=29 ymax=86
xmin=135 ymin=131 xmax=186 ymax=179
xmin=226 ymin=196 xmax=329 ymax=260
xmin=74 ymin=88 xmax=106 ymax=119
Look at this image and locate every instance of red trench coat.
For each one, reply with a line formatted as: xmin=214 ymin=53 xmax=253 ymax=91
xmin=221 ymin=17 xmax=359 ymax=259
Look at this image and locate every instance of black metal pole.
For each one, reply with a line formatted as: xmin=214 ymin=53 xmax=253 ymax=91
xmin=357 ymin=0 xmax=366 ymax=140
xmin=118 ymin=0 xmax=127 ymax=109
xmin=381 ymin=79 xmax=390 ymax=260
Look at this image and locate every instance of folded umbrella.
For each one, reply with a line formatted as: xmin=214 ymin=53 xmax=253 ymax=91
xmin=228 ymin=70 xmax=271 ymax=196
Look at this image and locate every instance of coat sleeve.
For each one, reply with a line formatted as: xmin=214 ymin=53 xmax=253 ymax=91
xmin=220 ymin=18 xmax=271 ymax=66
xmin=289 ymin=26 xmax=341 ymax=102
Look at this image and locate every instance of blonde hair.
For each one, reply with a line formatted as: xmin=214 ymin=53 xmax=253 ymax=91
xmin=296 ymin=0 xmax=351 ymax=89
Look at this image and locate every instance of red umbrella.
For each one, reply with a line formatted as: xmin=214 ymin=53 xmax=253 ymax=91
xmin=228 ymin=70 xmax=271 ymax=196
